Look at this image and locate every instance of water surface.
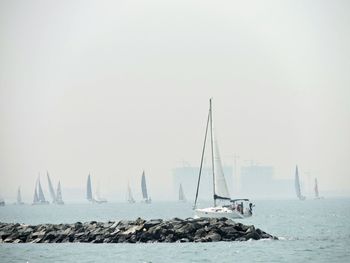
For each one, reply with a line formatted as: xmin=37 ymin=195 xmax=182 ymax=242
xmin=1 ymin=199 xmax=349 ymax=262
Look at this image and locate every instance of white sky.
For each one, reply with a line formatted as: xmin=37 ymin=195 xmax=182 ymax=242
xmin=0 ymin=0 xmax=349 ymax=201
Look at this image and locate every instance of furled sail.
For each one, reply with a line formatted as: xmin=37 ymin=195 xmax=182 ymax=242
xmin=87 ymin=174 xmax=93 ymax=201
xmin=141 ymin=171 xmax=148 ymax=200
xmin=47 ymin=172 xmax=57 ymax=203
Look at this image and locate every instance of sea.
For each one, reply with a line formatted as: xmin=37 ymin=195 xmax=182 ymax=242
xmin=0 ymin=198 xmax=349 ymax=263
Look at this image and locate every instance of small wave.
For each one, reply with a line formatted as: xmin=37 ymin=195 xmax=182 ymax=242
xmin=276 ymin=236 xmax=296 ymax=241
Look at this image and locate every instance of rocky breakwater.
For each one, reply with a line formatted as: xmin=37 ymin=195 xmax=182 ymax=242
xmin=0 ymin=217 xmax=277 ymax=243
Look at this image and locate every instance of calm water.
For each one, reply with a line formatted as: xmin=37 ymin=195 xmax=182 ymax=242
xmin=1 ymin=199 xmax=350 ymax=262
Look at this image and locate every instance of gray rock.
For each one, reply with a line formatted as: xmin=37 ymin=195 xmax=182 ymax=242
xmin=144 ymin=219 xmax=162 ymax=229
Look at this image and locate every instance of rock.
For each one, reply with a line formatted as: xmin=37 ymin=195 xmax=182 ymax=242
xmin=144 ymin=219 xmax=162 ymax=229
xmin=43 ymin=231 xmax=57 ymax=242
xmin=109 ymin=222 xmax=118 ymax=229
xmin=179 ymin=238 xmax=190 ymax=243
xmin=244 ymin=230 xmax=261 ymax=240
xmin=123 ymin=225 xmax=143 ymax=235
xmin=205 ymin=232 xmax=221 ymax=242
xmin=4 ymin=237 xmax=13 ymax=243
xmin=32 ymin=230 xmax=46 ymax=239
xmin=30 ymin=237 xmax=43 ymax=243
xmin=139 ymin=231 xmax=153 ymax=242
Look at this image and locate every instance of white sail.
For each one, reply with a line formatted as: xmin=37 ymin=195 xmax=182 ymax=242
xmin=87 ymin=174 xmax=93 ymax=201
xmin=211 ymin=116 xmax=230 ymax=200
xmin=94 ymin=181 xmax=107 ymax=203
xmin=37 ymin=177 xmax=47 ymax=203
xmin=141 ymin=171 xmax=151 ymax=203
xmin=141 ymin=171 xmax=148 ymax=200
xmin=47 ymin=172 xmax=57 ymax=203
xmin=295 ymin=166 xmax=305 ymax=200
xmin=33 ymin=181 xmax=39 ymax=204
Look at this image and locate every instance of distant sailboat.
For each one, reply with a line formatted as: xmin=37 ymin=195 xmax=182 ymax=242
xmin=314 ymin=178 xmax=319 ymax=199
xmin=94 ymin=182 xmax=107 ymax=204
xmin=141 ymin=171 xmax=151 ymax=203
xmin=295 ymin=166 xmax=306 ymax=200
xmin=179 ymin=183 xmax=186 ymax=202
xmin=314 ymin=178 xmax=324 ymax=199
xmin=16 ymin=187 xmax=24 ymax=205
xmin=47 ymin=172 xmax=57 ymax=204
xmin=127 ymin=182 xmax=135 ymax=203
xmin=32 ymin=182 xmax=39 ymax=204
xmin=33 ymin=176 xmax=49 ymax=205
xmin=86 ymin=174 xmax=107 ymax=204
xmin=87 ymin=174 xmax=93 ymax=202
xmin=56 ymin=181 xmax=64 ymax=205
xmin=0 ymin=196 xmax=5 ymax=206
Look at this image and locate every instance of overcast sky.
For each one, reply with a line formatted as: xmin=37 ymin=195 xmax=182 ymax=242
xmin=0 ymin=0 xmax=349 ymax=201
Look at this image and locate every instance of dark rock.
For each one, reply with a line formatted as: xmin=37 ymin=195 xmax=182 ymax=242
xmin=43 ymin=231 xmax=57 ymax=242
xmin=179 ymin=238 xmax=190 ymax=243
xmin=205 ymin=232 xmax=221 ymax=242
xmin=244 ymin=230 xmax=261 ymax=240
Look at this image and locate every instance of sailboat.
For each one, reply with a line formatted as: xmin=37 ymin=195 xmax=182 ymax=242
xmin=47 ymin=172 xmax=57 ymax=204
xmin=0 ymin=196 xmax=5 ymax=206
xmin=87 ymin=174 xmax=93 ymax=202
xmin=86 ymin=174 xmax=107 ymax=204
xmin=295 ymin=166 xmax=306 ymax=200
xmin=32 ymin=176 xmax=49 ymax=205
xmin=141 ymin=171 xmax=151 ymax=203
xmin=127 ymin=182 xmax=135 ymax=203
xmin=314 ymin=178 xmax=324 ymax=199
xmin=56 ymin=181 xmax=64 ymax=205
xmin=32 ymin=182 xmax=39 ymax=205
xmin=16 ymin=187 xmax=24 ymax=205
xmin=94 ymin=182 xmax=108 ymax=204
xmin=179 ymin=183 xmax=186 ymax=202
xmin=193 ymin=99 xmax=253 ymax=219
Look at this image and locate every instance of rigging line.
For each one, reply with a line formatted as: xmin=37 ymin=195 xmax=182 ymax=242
xmin=193 ymin=105 xmax=211 ymax=210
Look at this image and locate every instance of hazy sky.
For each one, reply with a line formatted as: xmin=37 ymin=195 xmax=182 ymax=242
xmin=1 ymin=0 xmax=349 ymax=201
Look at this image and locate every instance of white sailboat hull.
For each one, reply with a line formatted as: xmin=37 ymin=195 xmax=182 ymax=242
xmin=194 ymin=206 xmax=252 ymax=220
xmin=141 ymin=198 xmax=152 ymax=204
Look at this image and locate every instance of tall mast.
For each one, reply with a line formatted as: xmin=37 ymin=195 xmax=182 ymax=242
xmin=193 ymin=103 xmax=211 ymax=209
xmin=209 ymin=98 xmax=216 ymax=207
